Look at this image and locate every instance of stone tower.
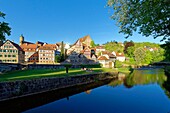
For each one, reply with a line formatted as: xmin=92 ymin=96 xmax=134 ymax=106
xmin=19 ymin=34 xmax=24 ymax=45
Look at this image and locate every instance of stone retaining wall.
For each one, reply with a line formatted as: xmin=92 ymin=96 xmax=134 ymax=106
xmin=0 ymin=72 xmax=117 ymax=101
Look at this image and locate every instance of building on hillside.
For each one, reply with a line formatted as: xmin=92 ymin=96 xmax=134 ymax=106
xmin=80 ymin=46 xmax=91 ymax=59
xmin=63 ymin=51 xmax=98 ymax=65
xmin=38 ymin=44 xmax=58 ymax=64
xmin=98 ymin=56 xmax=115 ymax=68
xmin=98 ymin=51 xmax=116 ymax=68
xmin=67 ymin=35 xmax=92 ymax=55
xmin=116 ymin=52 xmax=125 ymax=62
xmin=0 ymin=40 xmax=24 ymax=63
xmin=64 ymin=35 xmax=99 ymax=65
xmin=95 ymin=46 xmax=105 ymax=56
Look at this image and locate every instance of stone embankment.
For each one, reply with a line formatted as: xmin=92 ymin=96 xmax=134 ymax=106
xmin=0 ymin=72 xmax=117 ymax=101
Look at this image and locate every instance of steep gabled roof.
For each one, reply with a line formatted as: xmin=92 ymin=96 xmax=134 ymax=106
xmin=98 ymin=56 xmax=109 ymax=60
xmin=5 ymin=40 xmax=23 ymax=51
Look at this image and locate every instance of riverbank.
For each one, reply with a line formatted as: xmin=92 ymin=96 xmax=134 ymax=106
xmin=0 ymin=72 xmax=117 ymax=101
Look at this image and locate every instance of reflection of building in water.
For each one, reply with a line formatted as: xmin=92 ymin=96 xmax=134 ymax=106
xmin=118 ymin=72 xmax=126 ymax=81
xmin=85 ymin=90 xmax=91 ymax=94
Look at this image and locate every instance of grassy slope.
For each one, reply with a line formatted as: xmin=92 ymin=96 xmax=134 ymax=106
xmin=0 ymin=68 xmax=121 ymax=82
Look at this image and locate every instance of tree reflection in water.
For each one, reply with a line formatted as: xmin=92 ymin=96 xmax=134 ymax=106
xmin=108 ymin=68 xmax=170 ymax=99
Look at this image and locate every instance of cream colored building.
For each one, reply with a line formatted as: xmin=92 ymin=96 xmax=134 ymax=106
xmin=0 ymin=40 xmax=25 ymax=63
xmin=38 ymin=44 xmax=58 ymax=64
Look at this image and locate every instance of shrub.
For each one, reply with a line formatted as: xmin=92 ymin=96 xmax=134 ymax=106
xmin=115 ymin=60 xmax=123 ymax=68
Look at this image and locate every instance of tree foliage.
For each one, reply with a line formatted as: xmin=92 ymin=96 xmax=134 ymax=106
xmin=0 ymin=12 xmax=11 ymax=41
xmin=108 ymin=0 xmax=170 ymax=41
xmin=104 ymin=41 xmax=124 ymax=52
xmin=134 ymin=47 xmax=145 ymax=64
xmin=90 ymin=40 xmax=96 ymax=48
xmin=55 ymin=55 xmax=61 ymax=63
xmin=124 ymin=41 xmax=134 ymax=53
xmin=126 ymin=46 xmax=135 ymax=58
xmin=60 ymin=41 xmax=65 ymax=62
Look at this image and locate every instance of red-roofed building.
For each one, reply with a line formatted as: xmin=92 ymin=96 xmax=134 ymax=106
xmin=20 ymin=43 xmax=38 ymax=62
xmin=116 ymin=52 xmax=125 ymax=62
xmin=96 ymin=45 xmax=105 ymax=55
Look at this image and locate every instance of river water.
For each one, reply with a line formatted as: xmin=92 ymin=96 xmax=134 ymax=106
xmin=21 ymin=68 xmax=170 ymax=113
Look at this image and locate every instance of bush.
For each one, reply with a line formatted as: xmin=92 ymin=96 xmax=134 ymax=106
xmin=115 ymin=60 xmax=123 ymax=68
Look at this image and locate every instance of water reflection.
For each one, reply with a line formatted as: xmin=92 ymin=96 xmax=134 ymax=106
xmin=108 ymin=68 xmax=170 ymax=99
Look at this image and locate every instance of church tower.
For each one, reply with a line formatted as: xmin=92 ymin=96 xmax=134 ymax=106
xmin=19 ymin=34 xmax=24 ymax=45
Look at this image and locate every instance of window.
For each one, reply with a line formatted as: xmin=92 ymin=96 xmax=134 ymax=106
xmin=8 ymin=55 xmax=11 ymax=57
xmin=12 ymin=55 xmax=16 ymax=57
xmin=10 ymin=50 xmax=12 ymax=52
xmin=0 ymin=55 xmax=2 ymax=57
xmin=5 ymin=55 xmax=7 ymax=57
xmin=3 ymin=50 xmax=6 ymax=52
xmin=0 ymin=49 xmax=2 ymax=52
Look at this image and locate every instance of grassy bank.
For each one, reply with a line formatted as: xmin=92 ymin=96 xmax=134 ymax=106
xmin=0 ymin=68 xmax=115 ymax=82
xmin=0 ymin=67 xmax=130 ymax=82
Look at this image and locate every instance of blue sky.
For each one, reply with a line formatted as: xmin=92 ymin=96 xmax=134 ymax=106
xmin=0 ymin=0 xmax=164 ymax=45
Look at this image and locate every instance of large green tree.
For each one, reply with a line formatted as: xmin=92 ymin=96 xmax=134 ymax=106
xmin=0 ymin=12 xmax=11 ymax=41
xmin=108 ymin=0 xmax=170 ymax=41
xmin=134 ymin=47 xmax=145 ymax=65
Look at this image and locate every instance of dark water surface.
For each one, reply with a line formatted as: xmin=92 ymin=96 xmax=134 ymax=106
xmin=22 ymin=68 xmax=170 ymax=113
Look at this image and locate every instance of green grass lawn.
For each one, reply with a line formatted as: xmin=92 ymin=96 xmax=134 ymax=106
xmin=0 ymin=67 xmax=130 ymax=82
xmin=0 ymin=68 xmax=112 ymax=82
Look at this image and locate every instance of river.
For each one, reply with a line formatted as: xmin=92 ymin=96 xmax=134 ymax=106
xmin=1 ymin=68 xmax=170 ymax=113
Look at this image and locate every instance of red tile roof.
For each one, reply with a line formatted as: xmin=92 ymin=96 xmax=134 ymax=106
xmin=39 ymin=44 xmax=57 ymax=50
xmin=98 ymin=56 xmax=109 ymax=60
xmin=20 ymin=44 xmax=37 ymax=52
xmin=116 ymin=53 xmax=125 ymax=57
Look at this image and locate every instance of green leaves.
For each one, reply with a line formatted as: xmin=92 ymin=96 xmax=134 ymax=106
xmin=108 ymin=0 xmax=170 ymax=41
xmin=0 ymin=11 xmax=11 ymax=41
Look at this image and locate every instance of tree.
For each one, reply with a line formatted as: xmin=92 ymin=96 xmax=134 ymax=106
xmin=60 ymin=41 xmax=65 ymax=62
xmin=90 ymin=40 xmax=96 ymax=48
xmin=0 ymin=12 xmax=11 ymax=41
xmin=55 ymin=55 xmax=61 ymax=63
xmin=134 ymin=47 xmax=145 ymax=65
xmin=108 ymin=0 xmax=170 ymax=41
xmin=144 ymin=50 xmax=153 ymax=64
xmin=126 ymin=46 xmax=135 ymax=58
xmin=124 ymin=41 xmax=134 ymax=53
